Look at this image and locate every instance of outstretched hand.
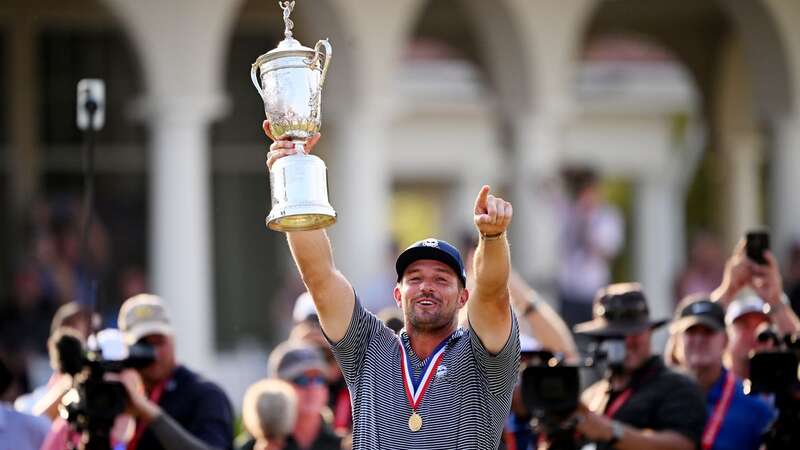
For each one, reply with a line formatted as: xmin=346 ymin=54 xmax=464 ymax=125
xmin=473 ymin=185 xmax=512 ymax=237
xmin=264 ymin=120 xmax=321 ymax=171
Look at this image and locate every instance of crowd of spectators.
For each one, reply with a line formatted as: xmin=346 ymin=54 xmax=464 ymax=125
xmin=3 ymin=180 xmax=800 ymax=449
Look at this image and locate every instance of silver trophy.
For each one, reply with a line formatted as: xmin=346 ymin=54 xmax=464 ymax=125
xmin=251 ymin=1 xmax=335 ymax=231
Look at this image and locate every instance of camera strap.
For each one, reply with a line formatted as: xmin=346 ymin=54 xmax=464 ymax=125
xmin=127 ymin=377 xmax=169 ymax=450
xmin=701 ymin=371 xmax=735 ymax=450
xmin=603 ymin=388 xmax=632 ymax=418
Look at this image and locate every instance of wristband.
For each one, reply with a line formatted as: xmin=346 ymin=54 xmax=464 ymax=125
xmin=480 ymin=231 xmax=504 ymax=241
xmin=607 ymin=420 xmax=625 ymax=445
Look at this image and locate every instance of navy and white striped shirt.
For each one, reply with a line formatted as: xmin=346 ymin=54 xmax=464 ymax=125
xmin=330 ymin=299 xmax=520 ymax=449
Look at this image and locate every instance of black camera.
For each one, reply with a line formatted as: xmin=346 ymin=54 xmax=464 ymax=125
xmin=519 ymin=339 xmax=626 ymax=449
xmin=746 ymin=332 xmax=800 ymax=450
xmin=519 ymin=351 xmax=585 ymax=450
xmin=55 ymin=328 xmax=155 ymax=450
xmin=521 ymin=351 xmax=582 ymax=422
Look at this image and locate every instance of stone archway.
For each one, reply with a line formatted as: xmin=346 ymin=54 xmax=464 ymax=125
xmin=571 ymin=0 xmax=798 ymax=329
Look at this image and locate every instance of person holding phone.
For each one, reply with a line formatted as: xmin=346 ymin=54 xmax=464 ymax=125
xmin=710 ymin=233 xmax=800 ymax=379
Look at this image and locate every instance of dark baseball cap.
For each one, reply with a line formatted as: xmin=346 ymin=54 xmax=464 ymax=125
xmin=268 ymin=341 xmax=328 ymax=381
xmin=670 ymin=295 xmax=726 ymax=334
xmin=395 ymin=238 xmax=467 ymax=286
xmin=573 ymin=282 xmax=667 ymax=337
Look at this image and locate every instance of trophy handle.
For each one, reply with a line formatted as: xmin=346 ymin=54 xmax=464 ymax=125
xmin=312 ymin=39 xmax=332 ymax=90
xmin=251 ymin=59 xmax=265 ymax=98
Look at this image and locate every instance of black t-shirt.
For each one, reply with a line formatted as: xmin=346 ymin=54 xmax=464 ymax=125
xmin=137 ymin=365 xmax=234 ymax=450
xmin=582 ymin=356 xmax=707 ymax=449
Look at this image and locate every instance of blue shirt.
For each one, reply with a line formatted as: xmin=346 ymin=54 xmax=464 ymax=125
xmin=0 ymin=404 xmax=50 ymax=450
xmin=136 ymin=365 xmax=234 ymax=450
xmin=706 ymin=369 xmax=775 ymax=450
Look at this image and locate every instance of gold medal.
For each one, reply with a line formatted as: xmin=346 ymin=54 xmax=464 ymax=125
xmin=408 ymin=411 xmax=423 ymax=432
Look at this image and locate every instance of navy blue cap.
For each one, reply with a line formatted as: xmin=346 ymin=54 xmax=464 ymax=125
xmin=670 ymin=295 xmax=726 ymax=333
xmin=395 ymin=238 xmax=467 ymax=286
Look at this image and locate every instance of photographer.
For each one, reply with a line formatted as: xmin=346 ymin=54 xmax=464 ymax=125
xmin=670 ymin=295 xmax=775 ymax=450
xmin=572 ymin=283 xmax=706 ymax=450
xmin=710 ymin=240 xmax=800 ymax=379
xmin=115 ymin=294 xmax=234 ymax=450
xmin=15 ymin=301 xmax=95 ymax=420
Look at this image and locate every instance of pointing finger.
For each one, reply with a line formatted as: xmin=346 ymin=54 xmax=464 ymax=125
xmin=474 ymin=185 xmax=490 ymax=214
xmin=486 ymin=195 xmax=498 ymax=223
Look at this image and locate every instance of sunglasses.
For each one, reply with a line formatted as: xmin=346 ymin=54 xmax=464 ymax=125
xmin=292 ymin=374 xmax=326 ymax=387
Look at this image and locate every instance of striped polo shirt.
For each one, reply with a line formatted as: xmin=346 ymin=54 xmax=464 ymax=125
xmin=330 ymin=299 xmax=520 ymax=449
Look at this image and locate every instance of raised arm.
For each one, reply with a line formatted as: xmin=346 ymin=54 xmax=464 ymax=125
xmin=751 ymin=251 xmax=800 ymax=334
xmin=468 ymin=185 xmax=513 ymax=354
xmin=508 ymin=270 xmax=578 ymax=361
xmin=711 ymin=240 xmax=800 ymax=334
xmin=265 ymin=122 xmax=355 ymax=342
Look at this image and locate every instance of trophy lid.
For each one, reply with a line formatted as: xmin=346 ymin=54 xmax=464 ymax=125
xmin=257 ymin=1 xmax=315 ymax=63
xmin=266 ymin=36 xmax=314 ymax=54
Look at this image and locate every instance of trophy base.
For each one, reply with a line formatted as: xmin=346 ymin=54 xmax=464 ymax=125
xmin=266 ymin=208 xmax=337 ymax=232
xmin=267 ymin=153 xmax=336 ymax=232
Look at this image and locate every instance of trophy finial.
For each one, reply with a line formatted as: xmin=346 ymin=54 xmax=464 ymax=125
xmin=278 ymin=1 xmax=296 ymax=39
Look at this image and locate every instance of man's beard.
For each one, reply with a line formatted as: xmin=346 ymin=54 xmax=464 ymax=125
xmin=406 ymin=293 xmax=454 ymax=333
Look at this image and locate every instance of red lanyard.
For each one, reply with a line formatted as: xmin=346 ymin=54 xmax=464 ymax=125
xmin=604 ymin=388 xmax=632 ymax=418
xmin=701 ymin=372 xmax=736 ymax=450
xmin=332 ymin=387 xmax=352 ymax=433
xmin=127 ymin=377 xmax=169 ymax=450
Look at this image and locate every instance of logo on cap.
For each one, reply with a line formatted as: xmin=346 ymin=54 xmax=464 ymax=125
xmin=422 ymin=239 xmax=439 ymax=248
xmin=689 ymin=302 xmax=711 ymax=315
xmin=134 ymin=306 xmax=155 ymax=319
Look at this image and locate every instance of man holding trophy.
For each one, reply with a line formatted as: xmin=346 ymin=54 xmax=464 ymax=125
xmin=267 ymin=131 xmax=519 ymax=449
xmin=254 ymin=3 xmax=519 ymax=448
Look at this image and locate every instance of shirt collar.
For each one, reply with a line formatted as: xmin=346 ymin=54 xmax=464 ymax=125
xmin=708 ymin=367 xmax=729 ymax=399
xmin=625 ymin=355 xmax=663 ymax=388
xmin=399 ymin=328 xmax=464 ymax=364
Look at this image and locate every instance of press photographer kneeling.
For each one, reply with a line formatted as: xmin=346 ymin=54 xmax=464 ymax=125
xmin=523 ymin=284 xmax=706 ymax=449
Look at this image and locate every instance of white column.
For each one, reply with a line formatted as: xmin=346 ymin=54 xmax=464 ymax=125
xmin=724 ymin=131 xmax=763 ymax=240
xmin=511 ymin=112 xmax=562 ymax=300
xmin=102 ymin=0 xmax=242 ymax=374
xmin=634 ymin=177 xmax=682 ymax=346
xmin=771 ymin=114 xmax=800 ymax=261
xmin=442 ymin=158 xmax=500 ymax=244
xmin=326 ymin=104 xmax=391 ymax=291
xmin=148 ymin=96 xmax=223 ymax=372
